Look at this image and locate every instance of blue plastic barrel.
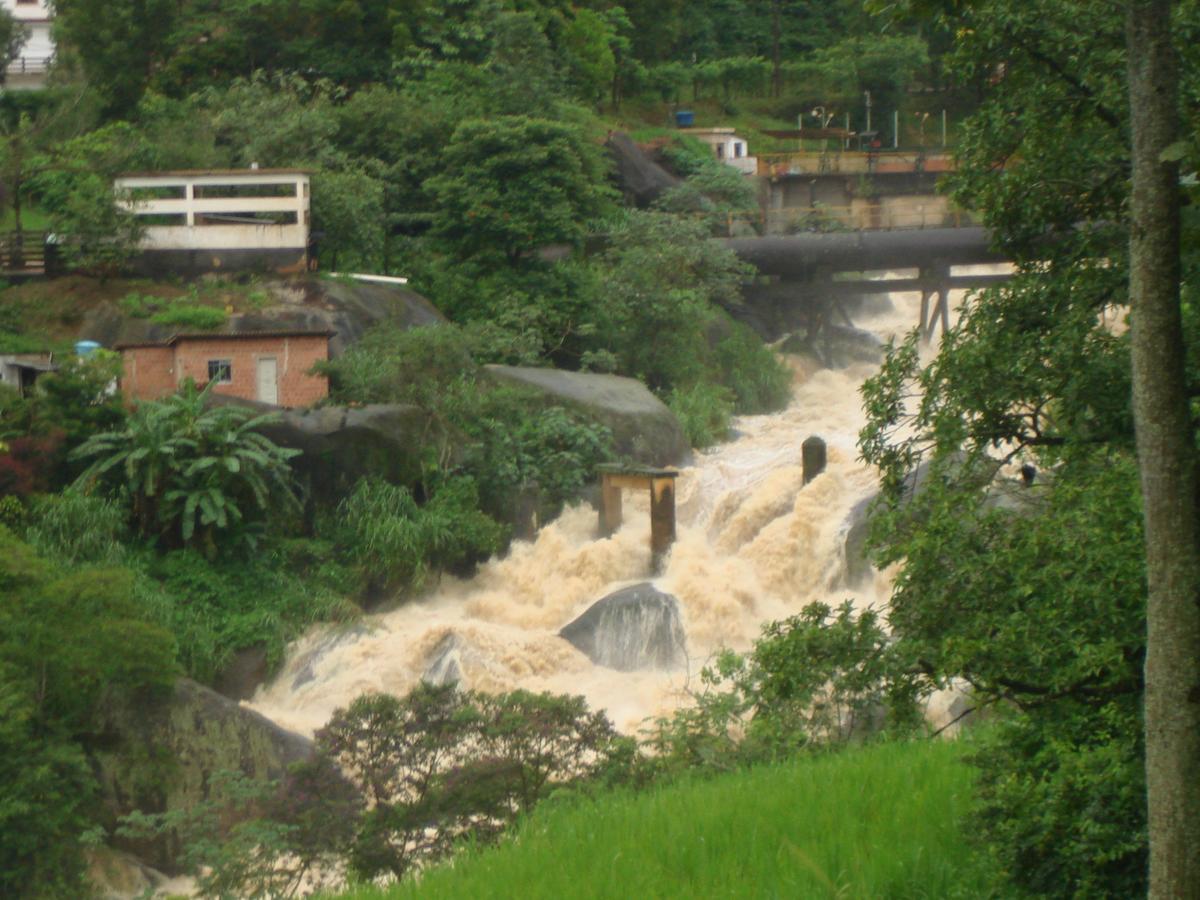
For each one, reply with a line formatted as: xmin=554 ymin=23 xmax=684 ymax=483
xmin=75 ymin=340 xmax=101 ymax=357
xmin=675 ymin=110 xmax=695 ymax=127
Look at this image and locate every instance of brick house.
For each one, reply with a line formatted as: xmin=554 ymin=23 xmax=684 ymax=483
xmin=117 ymin=330 xmax=332 ymax=408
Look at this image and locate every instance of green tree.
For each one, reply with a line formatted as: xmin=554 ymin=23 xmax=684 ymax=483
xmin=53 ymin=0 xmax=180 ymax=116
xmin=1125 ymin=1 xmax=1200 ymax=894
xmin=857 ymin=0 xmax=1200 ymax=892
xmin=427 ymin=116 xmax=617 ymax=266
xmin=0 ymin=528 xmax=177 ymax=897
xmin=311 ymin=168 xmax=386 ymax=272
xmin=0 ymin=7 xmax=25 ymax=82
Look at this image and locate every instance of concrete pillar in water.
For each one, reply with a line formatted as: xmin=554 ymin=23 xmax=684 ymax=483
xmin=802 ymin=435 xmax=827 ymax=484
xmin=649 ymin=475 xmax=676 ymax=573
xmin=599 ymin=476 xmax=623 ymax=537
xmin=597 ymin=463 xmax=679 ymax=573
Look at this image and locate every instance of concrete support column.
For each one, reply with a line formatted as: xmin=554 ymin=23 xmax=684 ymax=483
xmin=599 ymin=478 xmax=623 ymax=537
xmin=649 ymin=476 xmax=676 ymax=573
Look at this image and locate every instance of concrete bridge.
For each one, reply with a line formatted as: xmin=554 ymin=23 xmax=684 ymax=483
xmin=724 ymin=226 xmax=1011 ymax=343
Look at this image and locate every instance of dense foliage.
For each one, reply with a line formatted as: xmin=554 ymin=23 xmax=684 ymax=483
xmin=125 ymin=683 xmax=633 ymax=893
xmin=854 ymin=0 xmax=1200 ymax=893
xmin=0 ymin=528 xmax=177 ymax=897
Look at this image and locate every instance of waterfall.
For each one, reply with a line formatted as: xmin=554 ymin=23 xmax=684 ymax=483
xmin=246 ymin=283 xmax=960 ymax=736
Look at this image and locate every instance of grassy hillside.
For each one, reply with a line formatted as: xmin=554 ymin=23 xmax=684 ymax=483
xmin=335 ymin=739 xmax=998 ymax=900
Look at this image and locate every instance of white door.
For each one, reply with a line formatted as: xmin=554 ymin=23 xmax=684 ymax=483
xmin=256 ymin=357 xmax=278 ymax=405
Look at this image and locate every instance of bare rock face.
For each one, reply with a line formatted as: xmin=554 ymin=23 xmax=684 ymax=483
xmin=483 ymin=365 xmax=690 ymax=467
xmin=210 ymin=395 xmax=440 ymax=504
xmin=93 ymin=679 xmax=314 ymax=874
xmin=559 ymin=583 xmax=687 ymax=671
xmin=79 ymin=276 xmax=445 ymax=357
xmin=606 ymin=131 xmax=681 ymax=208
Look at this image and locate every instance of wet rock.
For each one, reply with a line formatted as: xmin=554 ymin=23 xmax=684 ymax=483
xmin=559 ymin=583 xmax=687 ymax=671
xmin=423 ymin=634 xmax=465 ymax=686
xmin=484 ymin=365 xmax=689 ymax=466
xmin=289 ymin=624 xmax=373 ymax=691
xmin=841 ymin=495 xmax=875 ymax=588
xmin=210 ymin=396 xmax=439 ymax=503
xmin=85 ymin=846 xmax=175 ymax=899
xmin=212 ymin=642 xmax=269 ymax=701
xmin=781 ymin=324 xmax=884 ymax=367
xmin=93 ymin=678 xmax=314 ymax=873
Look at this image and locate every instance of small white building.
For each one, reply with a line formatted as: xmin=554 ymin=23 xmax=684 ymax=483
xmin=0 ymin=0 xmax=53 ymax=89
xmin=683 ymin=128 xmax=757 ymax=175
xmin=114 ymin=169 xmax=312 ymax=276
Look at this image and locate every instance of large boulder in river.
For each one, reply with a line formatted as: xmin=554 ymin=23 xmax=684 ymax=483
xmin=93 ymin=678 xmax=314 ymax=873
xmin=79 ymin=276 xmax=445 ymax=357
xmin=483 ymin=365 xmax=690 ymax=466
xmin=559 ymin=583 xmax=687 ymax=671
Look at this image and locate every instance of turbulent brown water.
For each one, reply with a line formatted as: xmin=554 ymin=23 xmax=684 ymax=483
xmin=247 ymin=283 xmax=961 ymax=737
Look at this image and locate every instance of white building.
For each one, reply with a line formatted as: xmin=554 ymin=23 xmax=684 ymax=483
xmin=1 ymin=0 xmax=53 ymax=90
xmin=114 ymin=169 xmax=312 ymax=276
xmin=683 ymin=127 xmax=758 ymax=175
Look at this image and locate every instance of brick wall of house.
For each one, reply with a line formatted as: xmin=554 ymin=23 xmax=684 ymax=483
xmin=121 ymin=346 xmax=177 ymax=401
xmin=171 ymin=335 xmax=329 ymax=408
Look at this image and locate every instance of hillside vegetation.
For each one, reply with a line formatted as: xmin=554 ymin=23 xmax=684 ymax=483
xmin=336 ymin=739 xmax=996 ymax=900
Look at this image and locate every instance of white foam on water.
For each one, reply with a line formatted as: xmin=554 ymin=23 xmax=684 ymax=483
xmin=247 ymin=281 xmax=974 ymax=736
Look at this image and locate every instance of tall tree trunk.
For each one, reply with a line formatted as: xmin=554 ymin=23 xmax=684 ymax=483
xmin=1126 ymin=2 xmax=1200 ymax=897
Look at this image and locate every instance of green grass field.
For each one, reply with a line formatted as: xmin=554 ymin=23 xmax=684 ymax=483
xmin=334 ymin=739 xmax=998 ymax=900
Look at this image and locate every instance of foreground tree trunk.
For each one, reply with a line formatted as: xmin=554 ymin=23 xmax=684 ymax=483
xmin=1126 ymin=2 xmax=1200 ymax=896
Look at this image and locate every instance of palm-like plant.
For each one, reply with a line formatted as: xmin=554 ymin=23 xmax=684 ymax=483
xmin=73 ymin=381 xmax=300 ymax=554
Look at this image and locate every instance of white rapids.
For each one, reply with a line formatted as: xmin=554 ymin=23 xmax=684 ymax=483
xmin=247 ymin=281 xmax=968 ymax=737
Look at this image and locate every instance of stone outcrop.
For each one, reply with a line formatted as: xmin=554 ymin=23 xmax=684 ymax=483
xmin=93 ymin=678 xmax=314 ymax=873
xmin=605 ymin=131 xmax=681 ymax=208
xmin=559 ymin=582 xmax=687 ymax=671
xmin=483 ymin=365 xmax=690 ymax=466
xmin=211 ymin=395 xmax=439 ymax=503
xmin=79 ymin=276 xmax=445 ymax=357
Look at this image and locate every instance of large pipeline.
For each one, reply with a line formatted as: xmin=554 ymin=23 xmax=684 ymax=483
xmin=723 ymin=226 xmax=1007 ymax=277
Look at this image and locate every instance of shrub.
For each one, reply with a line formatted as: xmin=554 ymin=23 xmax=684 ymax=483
xmin=460 ymin=395 xmax=614 ymax=522
xmin=25 ymin=490 xmax=129 ymax=566
xmin=643 ymin=601 xmax=922 ymax=777
xmin=128 ymin=684 xmax=631 ymax=894
xmin=667 ymin=382 xmax=734 ymax=449
xmin=0 ymin=432 xmax=64 ymax=498
xmin=140 ymin=548 xmax=354 ymax=683
xmin=117 ymin=292 xmax=155 ymax=318
xmin=317 ymin=684 xmax=627 ymax=882
xmin=715 ymin=324 xmax=792 ymax=414
xmin=325 ymin=475 xmax=505 ymax=598
xmin=148 ymin=301 xmax=227 ymax=330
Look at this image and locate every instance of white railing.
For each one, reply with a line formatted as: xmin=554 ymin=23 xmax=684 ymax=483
xmin=5 ymin=55 xmax=52 ymax=75
xmin=115 ymin=171 xmax=310 ymax=251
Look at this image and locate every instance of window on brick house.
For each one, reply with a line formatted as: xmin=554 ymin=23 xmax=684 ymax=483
xmin=207 ymin=359 xmax=232 ymax=383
